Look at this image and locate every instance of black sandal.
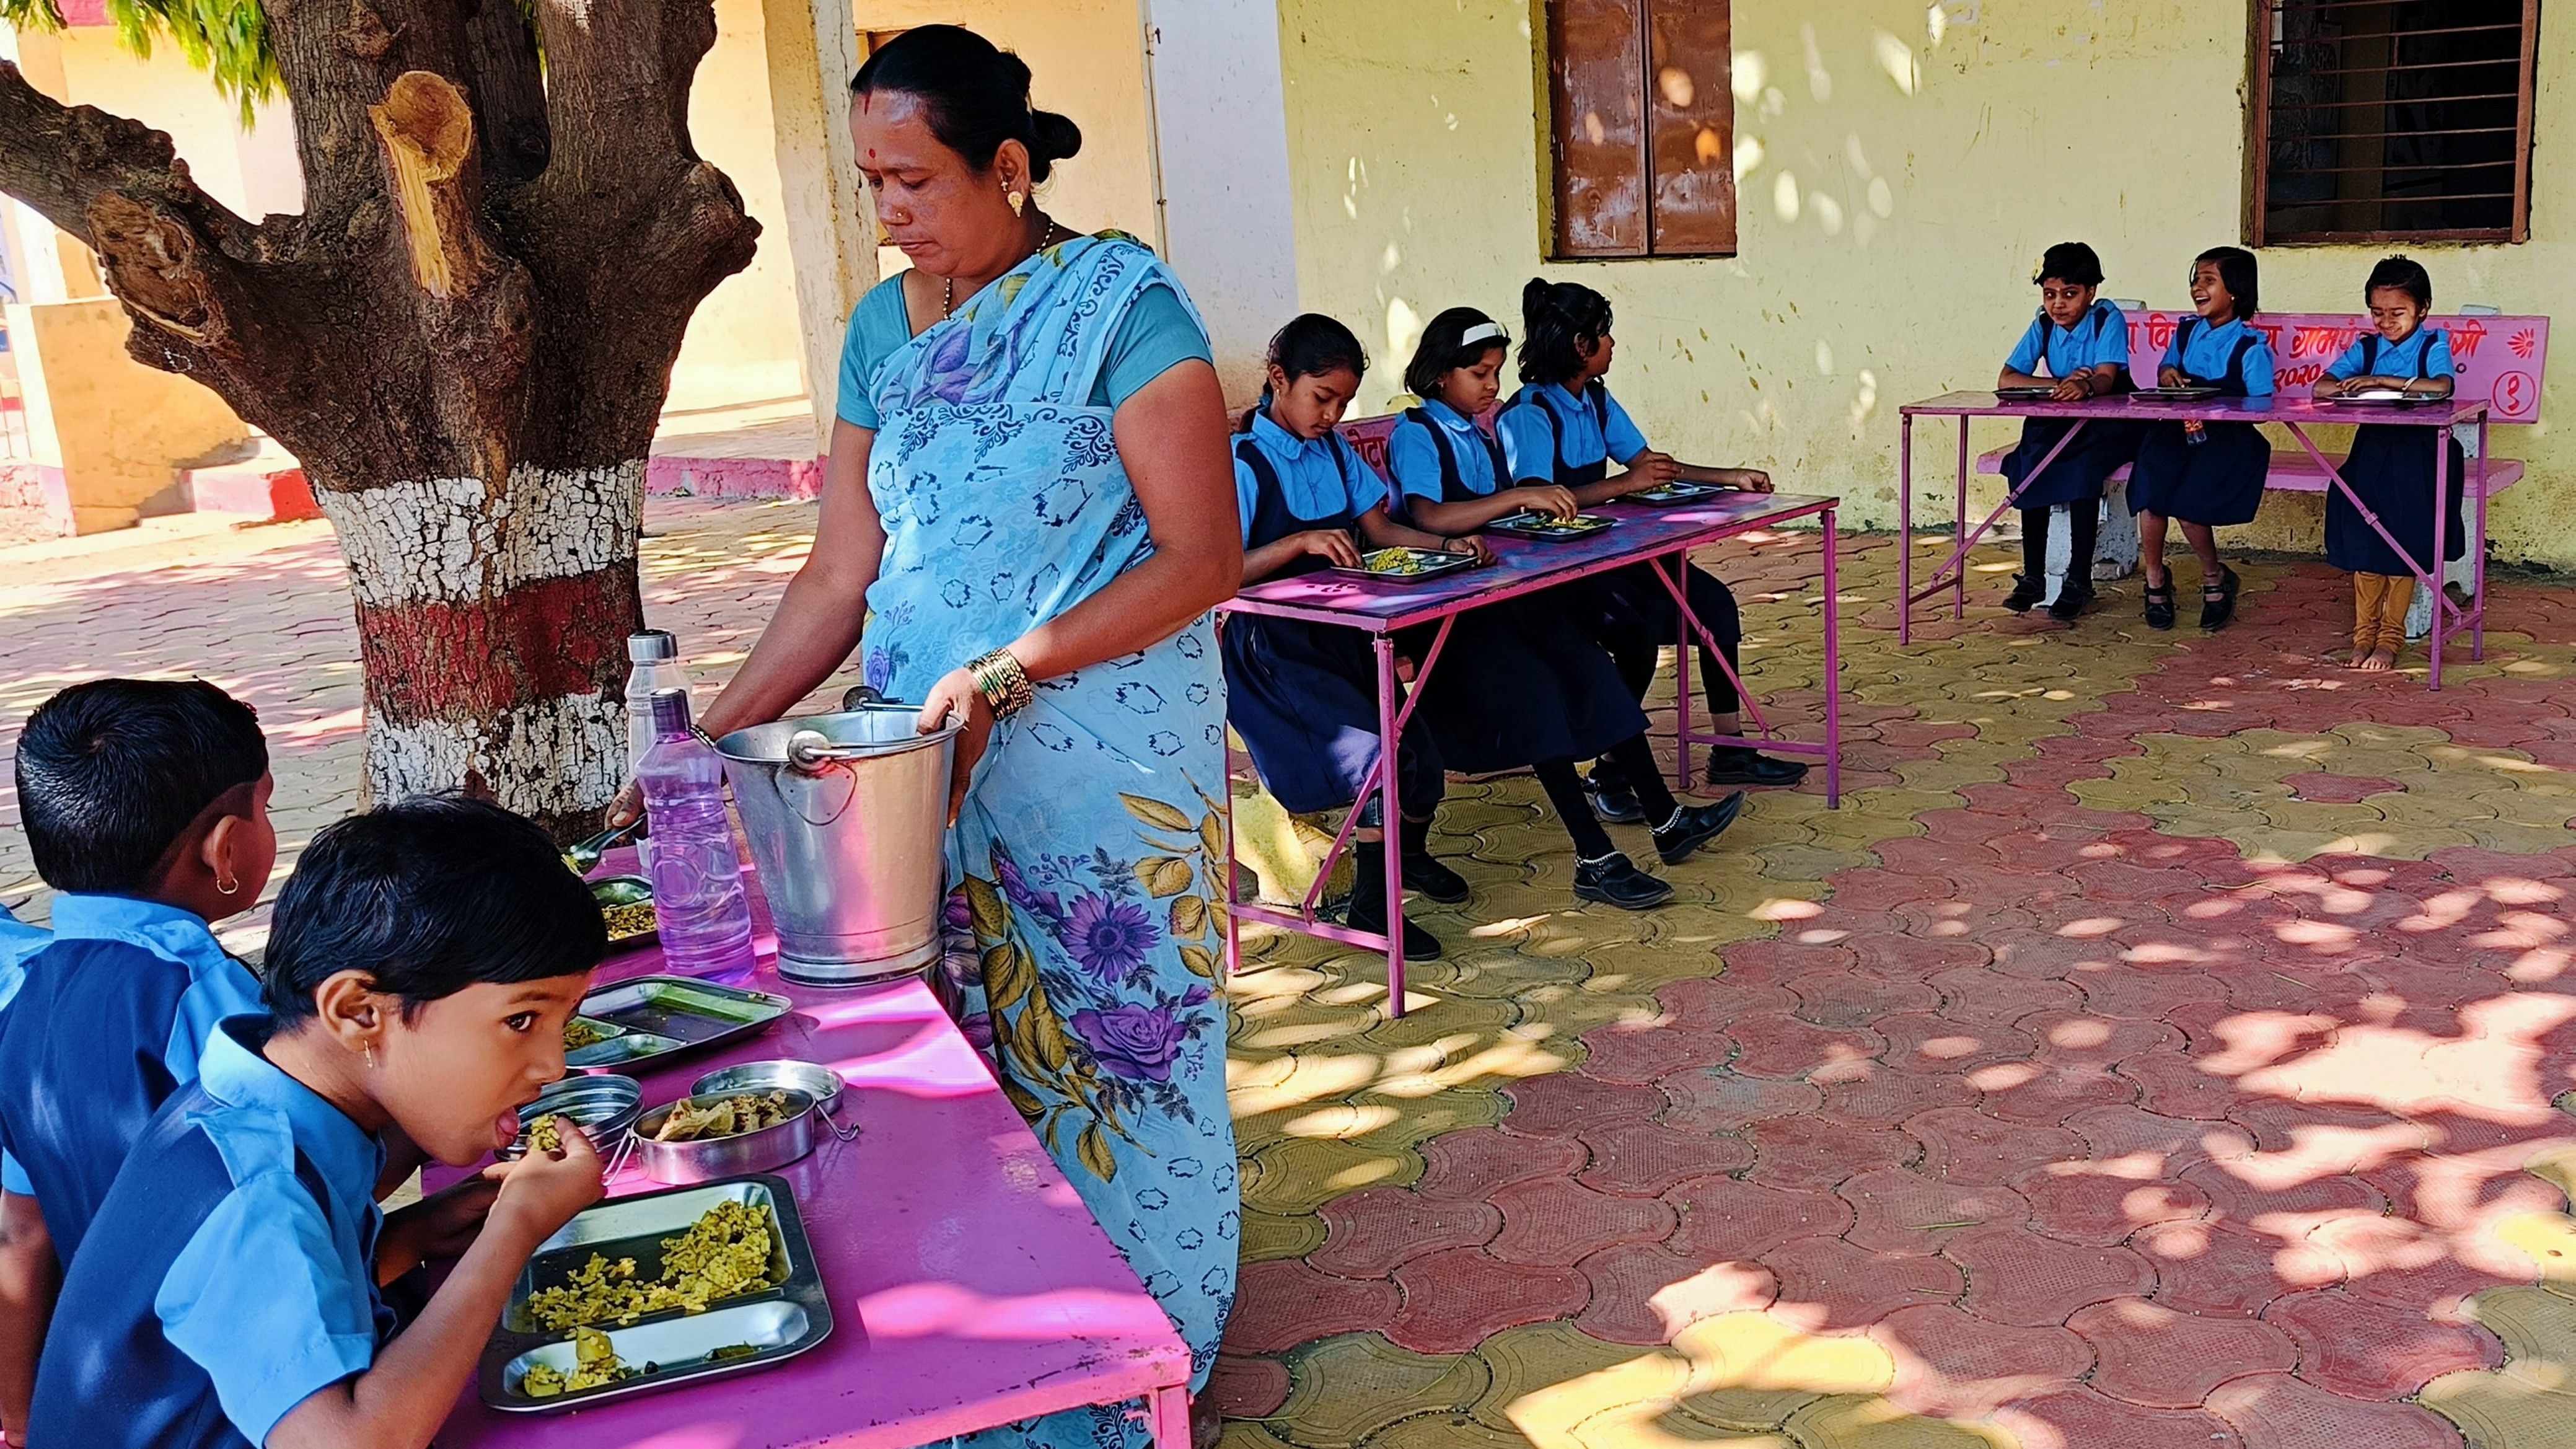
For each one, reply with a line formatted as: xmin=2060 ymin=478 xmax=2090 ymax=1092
xmin=2199 ymin=565 xmax=2241 ymax=631
xmin=2142 ymin=577 xmax=2176 ymax=631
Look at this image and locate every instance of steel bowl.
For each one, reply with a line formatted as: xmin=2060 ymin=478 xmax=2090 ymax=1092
xmin=690 ymin=1060 xmax=844 ymax=1113
xmin=501 ymin=1073 xmax=643 ymax=1161
xmin=630 ymin=1088 xmax=819 ymax=1184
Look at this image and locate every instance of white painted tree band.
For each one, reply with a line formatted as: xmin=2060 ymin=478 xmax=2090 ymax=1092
xmin=314 ymin=460 xmax=644 ymax=609
xmin=367 ymin=690 xmax=627 ymax=816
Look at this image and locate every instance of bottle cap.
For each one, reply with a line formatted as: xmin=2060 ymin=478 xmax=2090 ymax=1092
xmin=628 ymin=630 xmax=677 ymax=663
xmin=649 ymin=687 xmax=693 ymax=737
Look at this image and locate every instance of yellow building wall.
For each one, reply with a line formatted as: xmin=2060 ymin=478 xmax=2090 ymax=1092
xmin=52 ymin=28 xmax=301 ymax=221
xmin=672 ymin=0 xmax=814 ymax=412
xmin=1272 ymin=0 xmax=2575 ymax=568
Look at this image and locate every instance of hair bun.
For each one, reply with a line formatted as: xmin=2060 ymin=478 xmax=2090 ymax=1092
xmin=1029 ymin=110 xmax=1083 ymax=180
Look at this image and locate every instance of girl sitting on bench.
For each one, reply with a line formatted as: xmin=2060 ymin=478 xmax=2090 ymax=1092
xmin=1495 ymin=278 xmax=1806 ymax=824
xmin=2311 ymin=255 xmax=2463 ymax=672
xmin=2129 ymin=247 xmax=2276 ymax=631
xmin=1995 ymin=241 xmax=2141 ymax=622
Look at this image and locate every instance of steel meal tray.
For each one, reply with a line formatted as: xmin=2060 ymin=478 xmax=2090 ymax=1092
xmin=566 ymin=975 xmax=793 ymax=1074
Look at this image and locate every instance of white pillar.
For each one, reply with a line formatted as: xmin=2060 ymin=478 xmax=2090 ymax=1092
xmin=1140 ymin=0 xmax=1298 ymax=399
xmin=762 ymin=0 xmax=876 ymax=452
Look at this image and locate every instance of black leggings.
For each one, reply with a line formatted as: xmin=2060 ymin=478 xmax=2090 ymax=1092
xmin=1597 ymin=562 xmax=1744 ymax=714
xmin=2021 ymin=503 xmax=2101 ymax=584
xmin=1535 ymin=738 xmax=1677 ymax=858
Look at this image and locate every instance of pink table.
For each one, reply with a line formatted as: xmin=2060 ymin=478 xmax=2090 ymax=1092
xmin=1216 ymin=490 xmax=1842 ymax=1014
xmin=434 ymin=881 xmax=1192 ymax=1448
xmin=1897 ymin=392 xmax=2494 ymax=689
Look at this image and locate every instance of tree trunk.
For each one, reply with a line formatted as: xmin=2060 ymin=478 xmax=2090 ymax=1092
xmin=0 ymin=0 xmax=758 ymax=840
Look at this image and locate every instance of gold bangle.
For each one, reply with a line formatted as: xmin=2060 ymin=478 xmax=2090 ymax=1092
xmin=966 ymin=648 xmax=1035 ymax=718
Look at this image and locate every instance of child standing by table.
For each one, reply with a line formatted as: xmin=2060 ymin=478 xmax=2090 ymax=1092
xmin=2129 ymin=246 xmax=2275 ymax=631
xmin=2311 ymin=255 xmax=2464 ymax=672
xmin=1497 ymin=278 xmax=1806 ymax=823
xmin=30 ymin=796 xmax=610 ymax=1449
xmin=1996 ymin=242 xmax=2140 ymax=621
xmin=1387 ymin=306 xmax=1746 ymax=910
xmin=1226 ymin=314 xmax=1481 ymax=961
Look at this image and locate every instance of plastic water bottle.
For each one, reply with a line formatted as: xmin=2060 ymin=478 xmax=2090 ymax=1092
xmin=626 ymin=632 xmax=690 ymax=871
xmin=635 ymin=688 xmax=756 ymax=978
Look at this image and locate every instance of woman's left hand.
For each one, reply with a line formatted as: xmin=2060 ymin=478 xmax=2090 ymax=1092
xmin=921 ymin=667 xmax=998 ymax=825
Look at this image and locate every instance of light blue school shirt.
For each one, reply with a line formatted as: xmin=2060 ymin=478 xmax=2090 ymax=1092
xmin=2161 ymin=315 xmax=2279 ymax=397
xmin=0 ymin=895 xmax=262 ymax=1205
xmin=1388 ymin=399 xmax=1510 ymax=503
xmin=1233 ymin=410 xmax=1389 ymax=547
xmin=2005 ymin=299 xmax=2132 ymax=379
xmin=2324 ymin=327 xmax=2456 ymax=382
xmin=0 ymin=904 xmax=46 ymax=1015
xmin=1497 ymin=382 xmax=1653 ymax=485
xmin=834 ymin=266 xmax=1211 ymax=430
xmin=30 ymin=1015 xmax=387 ymax=1449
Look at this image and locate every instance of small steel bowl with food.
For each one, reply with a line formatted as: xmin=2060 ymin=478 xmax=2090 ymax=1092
xmin=693 ymin=1060 xmax=857 ymax=1142
xmin=501 ymin=1074 xmax=644 ymax=1161
xmin=591 ymin=876 xmax=658 ymax=948
xmin=631 ymin=1088 xmax=819 ymax=1183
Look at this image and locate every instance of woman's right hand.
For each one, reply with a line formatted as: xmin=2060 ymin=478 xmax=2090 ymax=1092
xmin=1514 ymin=485 xmax=1581 ymax=519
xmin=1298 ymin=530 xmax=1364 ymax=569
xmin=605 ymin=780 xmax=644 ymax=829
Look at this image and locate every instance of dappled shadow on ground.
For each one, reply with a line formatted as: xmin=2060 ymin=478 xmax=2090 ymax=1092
xmin=1217 ymin=536 xmax=2576 ymax=1449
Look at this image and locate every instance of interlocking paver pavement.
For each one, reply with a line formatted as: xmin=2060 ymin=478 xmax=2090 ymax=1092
xmin=3 ymin=506 xmax=2572 ymax=1447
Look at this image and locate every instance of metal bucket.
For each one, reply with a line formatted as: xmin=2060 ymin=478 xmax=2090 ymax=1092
xmin=714 ymin=705 xmax=956 ymax=987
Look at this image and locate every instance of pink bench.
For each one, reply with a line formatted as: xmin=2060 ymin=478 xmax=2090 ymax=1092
xmin=1974 ymin=310 xmax=2548 ymax=497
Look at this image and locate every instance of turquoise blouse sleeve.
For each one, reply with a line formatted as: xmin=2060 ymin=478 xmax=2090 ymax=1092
xmin=834 ymin=278 xmax=913 ymax=431
xmin=837 ymin=273 xmax=1210 ymax=431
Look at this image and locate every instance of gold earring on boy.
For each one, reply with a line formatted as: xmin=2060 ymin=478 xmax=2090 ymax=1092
xmin=1008 ymin=188 xmax=1024 ymax=217
xmin=216 ymin=874 xmax=239 ymax=896
xmin=362 ymin=1043 xmax=376 ymax=1070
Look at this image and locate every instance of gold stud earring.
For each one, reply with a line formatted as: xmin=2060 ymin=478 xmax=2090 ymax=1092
xmin=362 ymin=1042 xmax=377 ymax=1069
xmin=1008 ymin=190 xmax=1025 ymax=218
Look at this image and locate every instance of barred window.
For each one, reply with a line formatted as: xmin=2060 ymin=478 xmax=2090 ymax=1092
xmin=2251 ymin=0 xmax=2541 ymax=245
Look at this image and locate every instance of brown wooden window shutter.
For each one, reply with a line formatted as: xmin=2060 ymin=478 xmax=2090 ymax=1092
xmin=1548 ymin=0 xmax=1738 ymax=259
xmin=2249 ymin=0 xmax=2540 ymax=245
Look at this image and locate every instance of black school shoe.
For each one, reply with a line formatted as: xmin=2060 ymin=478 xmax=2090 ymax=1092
xmin=1584 ymin=770 xmax=1647 ymax=824
xmin=2142 ymin=578 xmax=2177 ymax=630
xmin=1705 ymin=747 xmax=1809 ymax=788
xmin=1345 ymin=888 xmax=1443 ymax=961
xmin=2002 ymin=574 xmax=2047 ymax=613
xmin=2047 ymin=581 xmax=2095 ymax=622
xmin=2199 ymin=565 xmax=2241 ymax=631
xmin=1573 ymin=852 xmax=1674 ymax=910
xmin=1651 ymin=792 xmax=1746 ymax=865
xmin=1402 ymin=854 xmax=1470 ymax=904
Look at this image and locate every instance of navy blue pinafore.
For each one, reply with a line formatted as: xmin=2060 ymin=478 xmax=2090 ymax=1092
xmin=1396 ymin=410 xmax=1647 ymax=773
xmin=1220 ymin=434 xmax=1445 ymax=817
xmin=2326 ymin=333 xmax=2469 ymax=577
xmin=2002 ymin=309 xmax=2143 ymax=509
xmin=2129 ymin=319 xmax=2271 ymax=527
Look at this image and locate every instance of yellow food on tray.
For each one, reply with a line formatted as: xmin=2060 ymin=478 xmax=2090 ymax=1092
xmin=1360 ymin=547 xmax=1427 ymax=576
xmin=522 ymin=1201 xmax=780 ymax=1331
xmin=526 ymin=1114 xmax=567 ymax=1153
xmin=651 ymin=1091 xmax=796 ymax=1143
xmin=601 ymin=901 xmax=657 ymax=940
xmin=521 ymin=1326 xmax=633 ymax=1398
xmin=562 ymin=1018 xmax=609 ymax=1050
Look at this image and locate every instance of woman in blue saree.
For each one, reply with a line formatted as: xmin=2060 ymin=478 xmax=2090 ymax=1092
xmin=688 ymin=27 xmax=1242 ymax=1448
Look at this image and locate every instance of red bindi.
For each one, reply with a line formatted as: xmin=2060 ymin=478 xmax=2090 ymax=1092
xmin=866 ymin=148 xmax=876 ymax=159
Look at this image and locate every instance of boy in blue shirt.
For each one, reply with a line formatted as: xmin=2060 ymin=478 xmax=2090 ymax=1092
xmin=0 ymin=680 xmax=275 ymax=1444
xmin=31 ymin=795 xmax=609 ymax=1448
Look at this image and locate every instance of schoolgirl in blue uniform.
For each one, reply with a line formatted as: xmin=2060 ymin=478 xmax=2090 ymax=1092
xmin=2311 ymin=255 xmax=2464 ymax=671
xmin=1497 ymin=278 xmax=1806 ymax=822
xmin=31 ymin=797 xmax=609 ymax=1449
xmin=1225 ymin=315 xmax=1478 ymax=961
xmin=1389 ymin=307 xmax=1746 ymax=910
xmin=2129 ymin=246 xmax=2276 ymax=631
xmin=1995 ymin=242 xmax=2140 ymax=621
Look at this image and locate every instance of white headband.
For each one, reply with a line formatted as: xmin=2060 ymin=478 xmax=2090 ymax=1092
xmin=1459 ymin=322 xmax=1508 ymax=346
